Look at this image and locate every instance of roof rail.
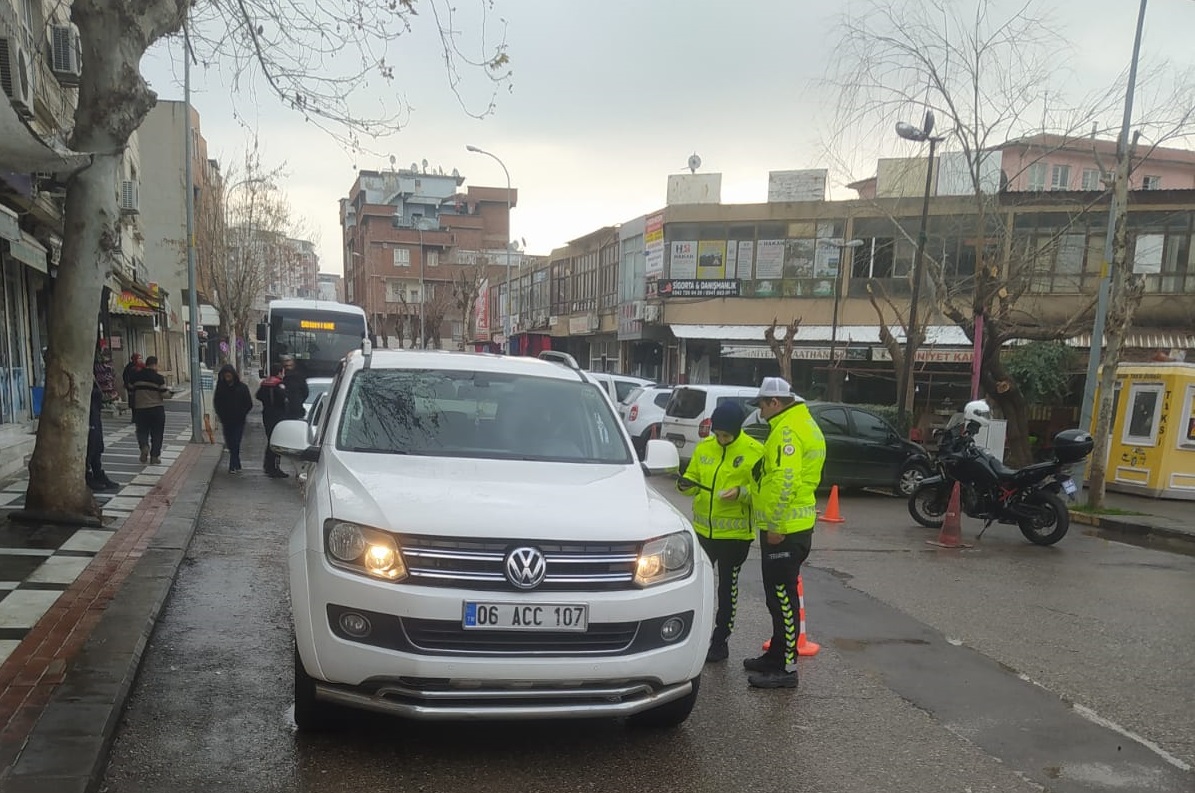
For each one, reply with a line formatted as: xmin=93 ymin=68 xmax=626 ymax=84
xmin=537 ymin=350 xmax=581 ymax=370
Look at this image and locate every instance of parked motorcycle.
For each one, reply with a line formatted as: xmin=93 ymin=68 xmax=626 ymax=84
xmin=907 ymin=400 xmax=1094 ymax=546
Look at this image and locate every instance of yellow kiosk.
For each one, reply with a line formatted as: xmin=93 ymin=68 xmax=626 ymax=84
xmin=1096 ymin=362 xmax=1195 ymax=500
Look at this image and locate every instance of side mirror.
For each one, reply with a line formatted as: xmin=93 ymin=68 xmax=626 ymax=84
xmin=641 ymin=439 xmax=680 ymax=476
xmin=270 ymin=419 xmax=320 ymax=462
xmin=256 ymin=323 xmax=268 ymax=342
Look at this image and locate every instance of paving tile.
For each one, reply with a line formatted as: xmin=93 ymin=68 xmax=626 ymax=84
xmin=114 ymin=485 xmax=153 ymax=497
xmin=0 ymin=591 xmax=61 ymax=629
xmin=25 ymin=557 xmax=92 ymax=586
xmin=100 ymin=497 xmax=141 ymax=512
xmin=0 ymin=493 xmax=21 ymax=507
xmin=0 ymin=556 xmax=47 ymax=582
xmin=58 ymin=531 xmax=113 ymax=554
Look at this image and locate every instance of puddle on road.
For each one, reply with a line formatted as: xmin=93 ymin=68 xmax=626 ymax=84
xmin=1082 ymin=527 xmax=1195 ymax=559
xmin=832 ymin=637 xmax=932 ymax=652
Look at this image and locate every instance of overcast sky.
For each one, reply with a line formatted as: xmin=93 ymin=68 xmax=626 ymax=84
xmin=141 ymin=0 xmax=1195 ymax=276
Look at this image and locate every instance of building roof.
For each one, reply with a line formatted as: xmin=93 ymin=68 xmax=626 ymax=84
xmin=669 ymin=324 xmax=974 ymax=345
xmin=1000 ymin=133 xmax=1195 ymax=166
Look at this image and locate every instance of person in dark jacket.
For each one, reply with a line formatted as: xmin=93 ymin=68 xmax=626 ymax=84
xmin=86 ymin=380 xmax=119 ymax=491
xmin=213 ymin=364 xmax=253 ymax=474
xmin=121 ymin=353 xmax=143 ymax=422
xmin=256 ymin=367 xmax=289 ymax=478
xmin=281 ymin=355 xmax=309 ymax=420
xmin=129 ymin=356 xmax=170 ymax=464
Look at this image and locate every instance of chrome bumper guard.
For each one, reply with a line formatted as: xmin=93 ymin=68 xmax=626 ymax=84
xmin=315 ymin=678 xmax=693 ymax=721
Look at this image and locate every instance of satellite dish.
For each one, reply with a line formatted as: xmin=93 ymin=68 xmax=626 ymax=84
xmin=451 ymin=168 xmax=460 ymax=178
xmin=389 ymin=154 xmax=396 ymax=169
xmin=422 ymin=158 xmax=429 ymax=172
xmin=687 ymin=153 xmax=702 ymax=174
xmin=410 ymin=162 xmax=418 ymax=172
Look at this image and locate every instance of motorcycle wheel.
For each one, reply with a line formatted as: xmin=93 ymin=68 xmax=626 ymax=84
xmin=908 ymin=482 xmax=950 ymax=528
xmin=1017 ymin=490 xmax=1070 ymax=546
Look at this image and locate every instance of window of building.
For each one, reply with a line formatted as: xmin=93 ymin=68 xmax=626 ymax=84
xmin=426 ymin=250 xmax=438 ymax=267
xmin=1143 ymin=175 xmax=1161 ymax=190
xmin=393 ymin=247 xmax=410 ymax=267
xmin=1027 ymin=163 xmax=1047 ymax=191
xmin=1123 ymin=383 xmax=1164 ymax=446
xmin=1050 ymin=164 xmax=1071 ymax=191
xmin=1081 ymin=169 xmax=1101 ymax=190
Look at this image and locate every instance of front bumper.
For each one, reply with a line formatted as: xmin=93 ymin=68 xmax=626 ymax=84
xmin=315 ymin=677 xmax=696 ymax=721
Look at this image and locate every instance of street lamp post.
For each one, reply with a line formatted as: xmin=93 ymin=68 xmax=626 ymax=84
xmin=182 ymin=14 xmax=202 ymax=443
xmin=414 ymin=218 xmax=428 ymax=348
xmin=465 ymin=145 xmax=513 ymax=354
xmin=894 ymin=112 xmax=945 ymax=426
xmin=818 ymin=238 xmax=864 ymax=400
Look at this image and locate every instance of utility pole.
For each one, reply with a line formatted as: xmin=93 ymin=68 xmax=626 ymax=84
xmin=183 ymin=16 xmax=203 ymax=443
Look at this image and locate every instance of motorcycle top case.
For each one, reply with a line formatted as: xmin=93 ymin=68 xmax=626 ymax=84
xmin=1053 ymin=429 xmax=1094 ymax=464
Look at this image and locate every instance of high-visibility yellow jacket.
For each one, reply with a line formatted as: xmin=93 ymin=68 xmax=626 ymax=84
xmin=677 ymin=431 xmax=764 ymax=540
xmin=751 ymin=401 xmax=826 ymax=535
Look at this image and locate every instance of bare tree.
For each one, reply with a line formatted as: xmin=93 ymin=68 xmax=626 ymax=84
xmin=23 ymin=0 xmax=509 ymax=520
xmin=764 ymin=319 xmax=801 ymax=386
xmin=866 ymin=281 xmax=925 ymax=416
xmin=822 ymin=0 xmax=1136 ymax=464
xmin=451 ymin=255 xmax=492 ymax=346
xmin=421 ymin=283 xmax=456 ymax=349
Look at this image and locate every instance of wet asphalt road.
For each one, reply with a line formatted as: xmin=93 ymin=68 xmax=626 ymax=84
xmin=99 ymin=422 xmax=1195 ymax=793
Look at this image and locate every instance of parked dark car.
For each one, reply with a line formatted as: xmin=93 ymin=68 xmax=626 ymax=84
xmin=743 ymin=402 xmax=928 ymax=494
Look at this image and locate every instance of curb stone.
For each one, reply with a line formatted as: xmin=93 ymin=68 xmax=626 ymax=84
xmin=1 ymin=443 xmax=222 ymax=793
xmin=1069 ymin=509 xmax=1195 ymax=547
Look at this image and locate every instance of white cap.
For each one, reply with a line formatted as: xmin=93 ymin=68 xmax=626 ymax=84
xmin=747 ymin=376 xmax=802 ymax=406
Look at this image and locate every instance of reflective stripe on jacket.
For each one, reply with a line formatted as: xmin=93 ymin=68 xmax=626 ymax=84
xmin=751 ymin=402 xmax=826 ymax=534
xmin=677 ymin=432 xmax=764 ymax=541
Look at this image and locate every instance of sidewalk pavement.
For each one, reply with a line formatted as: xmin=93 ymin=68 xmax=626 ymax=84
xmin=0 ymin=398 xmax=224 ymax=792
xmin=1069 ymin=485 xmax=1195 ymax=548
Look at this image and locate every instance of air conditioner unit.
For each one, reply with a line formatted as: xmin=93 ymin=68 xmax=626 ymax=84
xmin=631 ymin=301 xmax=645 ymax=321
xmin=50 ymin=26 xmax=81 ymax=85
xmin=643 ymin=304 xmax=662 ymax=323
xmin=120 ymin=180 xmax=139 ymax=214
xmin=0 ymin=37 xmax=34 ymax=118
xmin=34 ymin=172 xmax=67 ymax=198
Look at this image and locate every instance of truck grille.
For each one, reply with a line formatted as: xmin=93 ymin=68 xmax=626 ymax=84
xmin=397 ymin=535 xmax=640 ymax=592
xmin=401 ymin=618 xmax=638 ymax=655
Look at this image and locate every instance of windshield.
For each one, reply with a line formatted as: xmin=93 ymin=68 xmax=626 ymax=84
xmin=336 ymin=368 xmax=633 ymax=464
xmin=269 ymin=310 xmax=365 ymax=378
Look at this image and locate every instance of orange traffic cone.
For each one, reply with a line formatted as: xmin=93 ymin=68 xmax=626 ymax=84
xmin=761 ymin=574 xmax=820 ymax=657
xmin=819 ymin=485 xmax=845 ymax=523
xmin=926 ymin=482 xmax=971 ymax=549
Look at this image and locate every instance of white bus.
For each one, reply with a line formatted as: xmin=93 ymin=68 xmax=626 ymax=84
xmin=255 ymin=299 xmax=368 ymax=379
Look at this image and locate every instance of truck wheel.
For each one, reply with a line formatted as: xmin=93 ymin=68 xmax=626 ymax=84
xmin=627 ymin=678 xmax=700 ymax=730
xmin=293 ymin=646 xmax=337 ymax=731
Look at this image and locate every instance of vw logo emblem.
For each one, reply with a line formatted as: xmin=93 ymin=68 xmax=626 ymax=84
xmin=504 ymin=546 xmax=547 ymax=590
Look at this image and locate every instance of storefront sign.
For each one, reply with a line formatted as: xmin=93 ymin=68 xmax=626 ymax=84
xmin=110 ymin=290 xmax=157 ymax=316
xmin=722 ymin=344 xmax=832 ymax=360
xmin=5 ymin=233 xmax=48 ymax=273
xmin=872 ymin=346 xmax=974 ymax=364
xmin=569 ymin=313 xmax=598 ymax=335
xmin=644 ymin=213 xmax=665 ymax=278
xmin=658 ymin=279 xmax=741 ymax=298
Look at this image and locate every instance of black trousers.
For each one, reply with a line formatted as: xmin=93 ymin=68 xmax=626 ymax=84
xmin=86 ymin=426 xmax=105 ymax=479
xmin=133 ymin=407 xmax=166 ymax=458
xmin=263 ymin=419 xmax=280 ymax=473
xmin=760 ymin=530 xmax=813 ymax=668
xmin=697 ymin=535 xmax=752 ymax=644
xmin=222 ymin=420 xmax=246 ymax=470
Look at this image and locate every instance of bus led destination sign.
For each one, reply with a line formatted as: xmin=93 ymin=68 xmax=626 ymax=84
xmin=300 ymin=320 xmax=337 ymax=331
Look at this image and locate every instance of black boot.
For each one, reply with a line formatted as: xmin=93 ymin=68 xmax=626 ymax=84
xmin=742 ymin=653 xmax=784 ymax=673
xmin=705 ymin=640 xmax=729 ymax=663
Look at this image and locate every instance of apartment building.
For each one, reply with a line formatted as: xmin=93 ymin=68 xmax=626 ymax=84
xmin=0 ymin=0 xmax=80 ymax=475
xmin=341 ymin=167 xmax=515 ymax=349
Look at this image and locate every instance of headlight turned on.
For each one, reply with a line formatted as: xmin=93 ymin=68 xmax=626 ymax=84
xmin=634 ymin=532 xmax=694 ymax=587
xmin=324 ymin=520 xmax=408 ymax=581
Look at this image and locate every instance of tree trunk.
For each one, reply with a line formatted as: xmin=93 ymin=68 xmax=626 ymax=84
xmin=980 ymin=341 xmax=1032 ymax=467
xmin=1087 ymin=135 xmax=1143 ymax=510
xmin=25 ymin=159 xmax=120 ymax=519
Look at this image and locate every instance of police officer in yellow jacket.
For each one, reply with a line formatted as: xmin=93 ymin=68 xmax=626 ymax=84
xmin=677 ymin=402 xmax=764 ymax=663
xmin=743 ymin=377 xmax=826 ymax=689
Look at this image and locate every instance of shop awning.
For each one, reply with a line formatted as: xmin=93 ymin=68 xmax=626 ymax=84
xmin=1067 ymin=331 xmax=1195 ymax=350
xmin=670 ymin=324 xmax=974 ymax=345
xmin=3 ymin=231 xmax=48 ymax=273
xmin=109 ymin=290 xmax=158 ymax=316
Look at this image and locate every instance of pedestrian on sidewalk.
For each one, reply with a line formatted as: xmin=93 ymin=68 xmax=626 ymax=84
xmin=86 ymin=379 xmax=119 ymax=491
xmin=213 ymin=364 xmax=252 ymax=474
xmin=676 ymin=401 xmax=763 ymax=664
xmin=122 ymin=352 xmax=143 ymax=422
xmin=130 ymin=356 xmax=170 ymax=465
xmin=256 ymin=366 xmax=289 ymax=478
xmin=742 ymin=377 xmax=825 ymax=690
